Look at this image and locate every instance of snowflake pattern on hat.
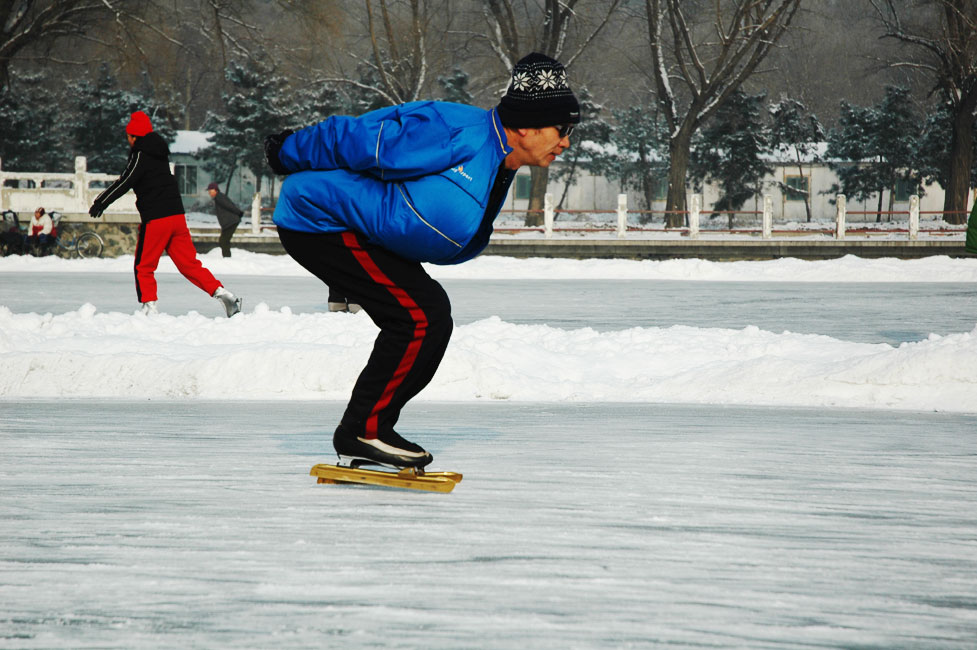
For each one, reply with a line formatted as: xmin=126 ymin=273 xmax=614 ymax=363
xmin=505 ymin=56 xmax=572 ymax=98
xmin=498 ymin=52 xmax=580 ymax=128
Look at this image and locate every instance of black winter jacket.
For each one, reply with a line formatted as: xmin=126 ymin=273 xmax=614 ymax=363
xmin=213 ymin=191 xmax=244 ymax=229
xmin=94 ymin=132 xmax=185 ymax=223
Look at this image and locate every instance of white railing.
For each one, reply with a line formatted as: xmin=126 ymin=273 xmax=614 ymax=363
xmin=0 ymin=157 xmax=137 ymax=218
xmin=531 ymin=192 xmax=940 ymax=241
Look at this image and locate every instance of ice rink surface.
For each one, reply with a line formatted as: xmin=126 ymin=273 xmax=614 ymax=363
xmin=2 ymin=400 xmax=975 ymax=648
xmin=2 ymin=258 xmax=976 ymax=647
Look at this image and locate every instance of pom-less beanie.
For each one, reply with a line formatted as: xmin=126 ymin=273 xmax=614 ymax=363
xmin=497 ymin=52 xmax=580 ymax=129
xmin=125 ymin=111 xmax=153 ymax=137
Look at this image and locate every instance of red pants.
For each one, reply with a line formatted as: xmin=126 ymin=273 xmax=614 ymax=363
xmin=134 ymin=214 xmax=222 ymax=303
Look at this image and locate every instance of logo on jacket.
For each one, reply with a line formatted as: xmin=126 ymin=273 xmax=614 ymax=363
xmin=450 ymin=165 xmax=474 ymax=182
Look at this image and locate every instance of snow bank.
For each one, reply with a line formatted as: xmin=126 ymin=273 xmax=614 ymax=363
xmin=2 ymin=304 xmax=975 ymax=413
xmin=3 ymin=249 xmax=977 ymax=282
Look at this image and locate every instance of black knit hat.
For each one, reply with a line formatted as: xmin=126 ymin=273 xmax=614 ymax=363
xmin=497 ymin=52 xmax=580 ymax=129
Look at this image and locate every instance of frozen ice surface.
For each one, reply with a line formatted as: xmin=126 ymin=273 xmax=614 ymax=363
xmin=1 ymin=401 xmax=975 ymax=648
xmin=1 ymin=253 xmax=977 ymax=647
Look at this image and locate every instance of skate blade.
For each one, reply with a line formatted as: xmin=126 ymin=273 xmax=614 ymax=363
xmin=311 ymin=463 xmax=462 ymax=493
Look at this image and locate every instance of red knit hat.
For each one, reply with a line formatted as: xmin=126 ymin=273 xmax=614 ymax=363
xmin=125 ymin=111 xmax=153 ymax=137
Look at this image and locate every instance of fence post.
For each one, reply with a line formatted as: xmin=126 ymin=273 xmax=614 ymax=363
xmin=689 ymin=194 xmax=700 ymax=239
xmin=251 ymin=192 xmax=261 ymax=234
xmin=616 ymin=194 xmax=627 ymax=238
xmin=908 ymin=194 xmax=919 ymax=240
xmin=74 ymin=156 xmax=88 ymax=212
xmin=835 ymin=194 xmax=846 ymax=240
xmin=762 ymin=194 xmax=773 ymax=240
xmin=544 ymin=192 xmax=554 ymax=239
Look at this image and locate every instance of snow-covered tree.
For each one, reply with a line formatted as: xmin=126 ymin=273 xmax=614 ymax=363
xmin=63 ymin=65 xmax=174 ymax=174
xmin=585 ymin=106 xmax=670 ymax=221
xmin=872 ymin=0 xmax=977 ymax=223
xmin=437 ymin=66 xmax=474 ymax=105
xmin=826 ymin=86 xmax=922 ymax=222
xmin=480 ymin=0 xmax=623 ymax=225
xmin=203 ymin=61 xmax=294 ymax=194
xmin=917 ymin=101 xmax=977 ymax=195
xmin=549 ymin=88 xmax=609 ymax=212
xmin=0 ymin=73 xmax=63 ymax=171
xmin=769 ymin=98 xmax=824 ymax=222
xmin=646 ymin=0 xmax=801 ymax=227
xmin=690 ymin=90 xmax=773 ymax=224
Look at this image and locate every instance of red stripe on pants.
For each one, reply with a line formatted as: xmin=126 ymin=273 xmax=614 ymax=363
xmin=341 ymin=231 xmax=428 ymax=439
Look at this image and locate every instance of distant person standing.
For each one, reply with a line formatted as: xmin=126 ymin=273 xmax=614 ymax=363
xmin=89 ymin=111 xmax=242 ymax=317
xmin=207 ymin=182 xmax=244 ymax=258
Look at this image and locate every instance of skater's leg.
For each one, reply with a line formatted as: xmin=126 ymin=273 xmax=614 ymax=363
xmin=278 ymin=228 xmax=452 ymax=464
xmin=133 ymin=219 xmax=171 ymax=303
xmin=164 ymin=215 xmax=222 ymax=296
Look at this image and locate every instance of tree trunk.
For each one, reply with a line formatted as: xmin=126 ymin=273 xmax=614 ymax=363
xmin=526 ymin=166 xmax=549 ymax=226
xmin=796 ymin=158 xmax=811 ymax=222
xmin=665 ymin=127 xmax=693 ymax=228
xmin=876 ymin=187 xmax=884 ymax=223
xmin=944 ymin=105 xmax=975 ymax=225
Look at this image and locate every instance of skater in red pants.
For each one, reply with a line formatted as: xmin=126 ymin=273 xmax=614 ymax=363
xmin=89 ymin=110 xmax=242 ymax=317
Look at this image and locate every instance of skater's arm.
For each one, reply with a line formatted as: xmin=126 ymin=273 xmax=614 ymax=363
xmin=91 ymin=151 xmax=143 ymax=213
xmin=277 ymin=104 xmax=454 ymax=179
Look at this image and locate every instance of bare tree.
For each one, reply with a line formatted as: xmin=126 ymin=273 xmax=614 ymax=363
xmin=298 ymin=0 xmax=451 ymax=107
xmin=872 ymin=0 xmax=977 ymax=225
xmin=646 ymin=0 xmax=800 ymax=227
xmin=0 ymin=0 xmax=113 ymax=90
xmin=480 ymin=0 xmax=622 ymax=225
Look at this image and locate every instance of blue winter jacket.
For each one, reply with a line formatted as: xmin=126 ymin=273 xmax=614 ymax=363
xmin=272 ymin=101 xmax=514 ymax=264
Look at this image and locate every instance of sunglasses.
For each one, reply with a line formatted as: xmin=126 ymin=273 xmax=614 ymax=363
xmin=557 ymin=123 xmax=575 ymax=138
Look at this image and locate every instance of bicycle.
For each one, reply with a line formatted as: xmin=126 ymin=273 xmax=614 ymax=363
xmin=49 ymin=212 xmax=105 ymax=258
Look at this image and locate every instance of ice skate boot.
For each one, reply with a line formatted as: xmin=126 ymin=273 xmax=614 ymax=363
xmin=333 ymin=424 xmax=433 ymax=469
xmin=141 ymin=300 xmax=158 ymax=315
xmin=213 ymin=286 xmax=242 ymax=317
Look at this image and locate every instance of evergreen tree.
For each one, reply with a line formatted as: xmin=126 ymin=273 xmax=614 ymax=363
xmin=826 ymin=86 xmax=921 ymax=222
xmin=917 ymin=101 xmax=977 ymax=199
xmin=0 ymin=73 xmax=63 ymax=172
xmin=549 ymin=88 xmax=610 ymax=212
xmin=63 ymin=65 xmax=174 ymax=174
xmin=587 ymin=106 xmax=670 ymax=222
xmin=437 ymin=67 xmax=474 ymax=105
xmin=203 ymin=61 xmax=295 ymax=194
xmin=690 ymin=90 xmax=773 ymax=223
xmin=769 ymin=98 xmax=824 ymax=222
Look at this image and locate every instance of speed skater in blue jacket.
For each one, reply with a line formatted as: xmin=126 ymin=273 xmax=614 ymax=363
xmin=265 ymin=53 xmax=580 ymax=469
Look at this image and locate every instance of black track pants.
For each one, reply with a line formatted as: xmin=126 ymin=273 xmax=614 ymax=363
xmin=278 ymin=227 xmax=453 ymax=439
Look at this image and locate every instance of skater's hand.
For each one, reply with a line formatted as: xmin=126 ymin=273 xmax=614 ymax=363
xmin=89 ymin=202 xmax=104 ymax=219
xmin=264 ymin=129 xmax=294 ymax=176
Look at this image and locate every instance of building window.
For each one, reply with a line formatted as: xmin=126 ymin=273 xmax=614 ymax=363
xmin=174 ymin=164 xmax=197 ymax=195
xmin=652 ymin=175 xmax=668 ymax=201
xmin=784 ymin=175 xmax=809 ymax=202
xmin=893 ymin=178 xmax=915 ymax=202
xmin=515 ymin=174 xmax=531 ymax=200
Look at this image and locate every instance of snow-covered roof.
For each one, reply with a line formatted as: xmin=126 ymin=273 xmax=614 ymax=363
xmin=171 ymin=130 xmax=214 ymax=155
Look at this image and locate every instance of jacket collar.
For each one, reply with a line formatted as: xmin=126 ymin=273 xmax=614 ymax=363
xmin=490 ymin=107 xmax=512 ymax=158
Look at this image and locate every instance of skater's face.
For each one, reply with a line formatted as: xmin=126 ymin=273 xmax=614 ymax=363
xmin=126 ymin=133 xmax=136 ymax=148
xmin=505 ymin=125 xmax=571 ymax=169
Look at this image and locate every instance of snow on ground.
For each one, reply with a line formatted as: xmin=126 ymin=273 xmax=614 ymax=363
xmin=3 ymin=247 xmax=977 ymax=282
xmin=1 ymin=252 xmax=976 ymax=412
